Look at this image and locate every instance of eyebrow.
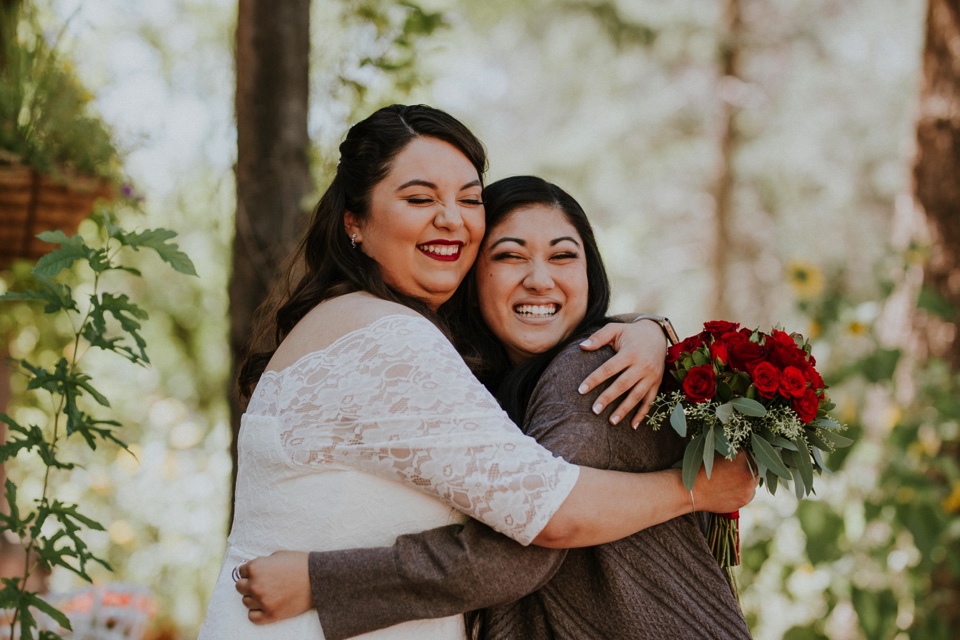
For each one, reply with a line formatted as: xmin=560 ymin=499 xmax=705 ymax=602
xmin=488 ymin=236 xmax=582 ymax=249
xmin=396 ymin=179 xmax=482 ymax=192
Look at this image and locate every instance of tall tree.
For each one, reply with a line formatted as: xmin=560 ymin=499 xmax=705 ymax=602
xmin=230 ymin=0 xmax=312 ymax=518
xmin=915 ymin=0 xmax=960 ymax=368
xmin=913 ymin=0 xmax=960 ymax=629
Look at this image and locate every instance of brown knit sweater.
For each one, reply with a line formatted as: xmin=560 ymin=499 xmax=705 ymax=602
xmin=308 ymin=344 xmax=752 ymax=639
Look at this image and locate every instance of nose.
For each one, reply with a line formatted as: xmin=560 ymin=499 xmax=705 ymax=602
xmin=434 ymin=201 xmax=464 ymax=231
xmin=523 ymin=260 xmax=554 ymax=292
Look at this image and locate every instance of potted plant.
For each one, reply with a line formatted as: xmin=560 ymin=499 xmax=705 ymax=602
xmin=0 ymin=1 xmax=121 ymax=268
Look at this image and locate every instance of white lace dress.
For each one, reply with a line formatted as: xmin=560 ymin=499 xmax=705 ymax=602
xmin=198 ymin=313 xmax=580 ymax=639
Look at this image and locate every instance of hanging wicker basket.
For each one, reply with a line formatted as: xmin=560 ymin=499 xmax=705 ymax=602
xmin=0 ymin=161 xmax=113 ymax=269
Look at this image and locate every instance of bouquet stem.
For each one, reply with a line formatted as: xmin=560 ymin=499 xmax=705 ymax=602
xmin=707 ymin=511 xmax=741 ymax=603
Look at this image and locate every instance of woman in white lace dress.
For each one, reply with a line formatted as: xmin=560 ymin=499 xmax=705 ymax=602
xmin=198 ymin=105 xmax=756 ymax=640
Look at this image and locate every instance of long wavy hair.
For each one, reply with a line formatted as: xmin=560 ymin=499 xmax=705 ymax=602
xmin=238 ymin=104 xmax=487 ymax=401
xmin=450 ymin=175 xmax=613 ymax=422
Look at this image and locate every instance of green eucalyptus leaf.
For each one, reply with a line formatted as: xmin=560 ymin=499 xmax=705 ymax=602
xmin=713 ymin=427 xmax=733 ymax=457
xmin=792 ymin=436 xmax=814 ymax=491
xmin=715 ymin=402 xmax=733 ymax=424
xmin=682 ymin=434 xmax=707 ymax=491
xmin=704 ymin=426 xmax=716 ymax=477
xmin=765 ymin=469 xmax=779 ymax=495
xmin=790 ymin=465 xmax=804 ymax=500
xmin=729 ymin=396 xmax=767 ymax=416
xmin=769 ymin=435 xmax=798 ymax=450
xmin=751 ymin=433 xmax=792 ymax=480
xmin=670 ymin=402 xmax=687 ymax=437
xmin=811 ymin=417 xmax=842 ymax=429
xmin=818 ymin=430 xmax=854 ymax=449
xmin=811 ymin=446 xmax=831 ymax=473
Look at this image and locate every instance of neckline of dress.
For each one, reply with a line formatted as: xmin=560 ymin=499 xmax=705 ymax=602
xmin=260 ymin=313 xmax=428 ymax=380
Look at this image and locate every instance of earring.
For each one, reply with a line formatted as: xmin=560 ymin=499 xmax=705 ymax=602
xmin=350 ymin=233 xmax=358 ymax=249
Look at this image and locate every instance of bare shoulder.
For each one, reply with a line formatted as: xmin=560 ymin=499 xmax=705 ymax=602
xmin=267 ymin=292 xmax=421 ymax=372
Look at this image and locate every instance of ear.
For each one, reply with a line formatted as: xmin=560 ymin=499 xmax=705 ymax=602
xmin=343 ymin=211 xmax=362 ymax=243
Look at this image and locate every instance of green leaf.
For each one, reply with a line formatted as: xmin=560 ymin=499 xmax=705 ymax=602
xmin=818 ymin=430 xmax=854 ymax=449
xmin=32 ymin=231 xmax=91 ymax=276
xmin=751 ymin=433 xmax=792 ymax=480
xmin=83 ymin=292 xmax=150 ymax=364
xmin=682 ymin=433 xmax=706 ymax=490
xmin=669 ymin=402 xmax=687 ymax=437
xmin=787 ymin=464 xmax=803 ymax=500
xmin=116 ymin=228 xmax=198 ymax=276
xmin=769 ymin=435 xmax=798 ymax=450
xmin=21 ymin=591 xmax=72 ymax=631
xmin=715 ymin=402 xmax=733 ymax=424
xmin=0 ymin=276 xmax=78 ymax=314
xmin=703 ymin=426 xmax=716 ymax=477
xmin=792 ymin=436 xmax=815 ymax=493
xmin=713 ymin=427 xmax=733 ymax=457
xmin=811 ymin=446 xmax=831 ymax=473
xmin=729 ymin=396 xmax=767 ymax=417
xmin=811 ymin=417 xmax=842 ymax=429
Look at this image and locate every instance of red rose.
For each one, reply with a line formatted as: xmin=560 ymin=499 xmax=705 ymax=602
xmin=766 ymin=330 xmax=807 ymax=369
xmin=792 ymin=388 xmax=820 ymax=423
xmin=803 ymin=366 xmax=825 ymax=391
xmin=750 ymin=361 xmax=780 ymax=399
xmin=709 ymin=340 xmax=729 ymax=365
xmin=667 ymin=334 xmax=705 ymax=364
xmin=682 ymin=364 xmax=717 ymax=403
xmin=779 ymin=365 xmax=807 ymax=398
xmin=703 ymin=320 xmax=740 ymax=336
xmin=728 ymin=340 xmax=765 ymax=372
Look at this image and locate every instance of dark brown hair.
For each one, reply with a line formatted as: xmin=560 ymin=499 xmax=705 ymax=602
xmin=238 ymin=104 xmax=487 ymax=401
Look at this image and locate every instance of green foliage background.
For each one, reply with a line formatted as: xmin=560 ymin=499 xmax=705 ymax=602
xmin=2 ymin=1 xmax=956 ymax=638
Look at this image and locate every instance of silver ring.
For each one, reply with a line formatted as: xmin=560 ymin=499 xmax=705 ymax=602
xmin=232 ymin=564 xmax=243 ymax=582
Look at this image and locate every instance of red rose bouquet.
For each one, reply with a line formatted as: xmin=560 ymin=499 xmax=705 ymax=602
xmin=647 ymin=321 xmax=851 ymax=578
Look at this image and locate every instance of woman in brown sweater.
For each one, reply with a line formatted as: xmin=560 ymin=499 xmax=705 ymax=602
xmin=236 ymin=176 xmax=754 ymax=639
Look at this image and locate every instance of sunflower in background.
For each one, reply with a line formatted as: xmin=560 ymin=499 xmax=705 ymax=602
xmin=786 ymin=260 xmax=825 ymax=301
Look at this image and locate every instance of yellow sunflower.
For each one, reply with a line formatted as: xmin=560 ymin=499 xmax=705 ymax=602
xmin=786 ymin=260 xmax=825 ymax=300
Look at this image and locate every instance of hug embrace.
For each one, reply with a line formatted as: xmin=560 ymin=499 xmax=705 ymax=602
xmin=198 ymin=104 xmax=758 ymax=640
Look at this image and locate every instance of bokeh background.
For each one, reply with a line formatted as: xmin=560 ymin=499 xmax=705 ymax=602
xmin=2 ymin=1 xmax=958 ymax=638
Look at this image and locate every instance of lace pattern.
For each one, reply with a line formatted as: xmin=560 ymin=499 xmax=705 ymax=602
xmin=248 ymin=314 xmax=579 ymax=546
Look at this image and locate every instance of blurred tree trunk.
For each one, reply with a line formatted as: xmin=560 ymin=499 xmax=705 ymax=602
xmin=913 ymin=0 xmax=960 ymax=626
xmin=711 ymin=0 xmax=742 ymax=322
xmin=230 ymin=0 xmax=311 ymax=524
xmin=915 ymin=0 xmax=960 ymax=369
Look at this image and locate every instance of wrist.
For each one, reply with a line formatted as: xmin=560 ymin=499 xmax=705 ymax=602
xmin=631 ymin=314 xmax=679 ymax=345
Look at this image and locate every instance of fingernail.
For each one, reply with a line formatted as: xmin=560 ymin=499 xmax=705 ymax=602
xmin=578 ymin=384 xmax=588 ymax=394
xmin=610 ymin=414 xmax=621 ymax=425
xmin=632 ymin=422 xmax=639 ymax=430
xmin=580 ymin=339 xmax=592 ymax=348
xmin=592 ymin=402 xmax=604 ymax=414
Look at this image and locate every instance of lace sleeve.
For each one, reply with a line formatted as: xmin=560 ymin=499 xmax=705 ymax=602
xmin=270 ymin=314 xmax=580 ymax=546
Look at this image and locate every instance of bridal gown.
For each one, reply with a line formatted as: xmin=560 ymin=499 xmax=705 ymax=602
xmin=198 ymin=312 xmax=580 ymax=639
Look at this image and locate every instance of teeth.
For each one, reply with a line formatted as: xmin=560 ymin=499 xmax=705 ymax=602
xmin=418 ymin=244 xmax=460 ymax=256
xmin=515 ymin=304 xmax=557 ymax=317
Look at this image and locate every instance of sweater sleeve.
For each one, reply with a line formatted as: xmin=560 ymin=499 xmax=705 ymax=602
xmin=307 ymin=344 xmax=622 ymax=639
xmin=308 ymin=522 xmax=566 ymax=640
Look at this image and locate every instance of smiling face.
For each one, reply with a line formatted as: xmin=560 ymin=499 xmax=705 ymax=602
xmin=344 ymin=136 xmax=485 ymax=310
xmin=476 ymin=204 xmax=589 ymax=366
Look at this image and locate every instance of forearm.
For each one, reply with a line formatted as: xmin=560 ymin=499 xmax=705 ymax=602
xmin=533 ymin=466 xmax=690 ymax=548
xmin=311 ymin=521 xmax=565 ymax=640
